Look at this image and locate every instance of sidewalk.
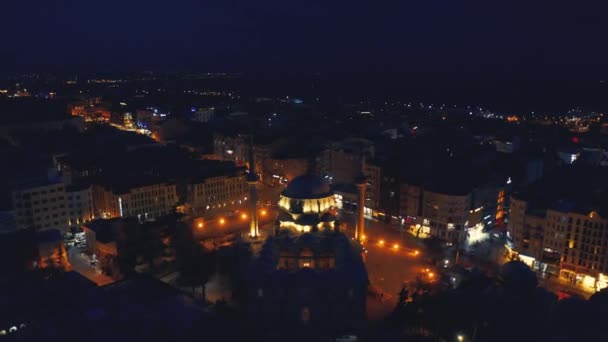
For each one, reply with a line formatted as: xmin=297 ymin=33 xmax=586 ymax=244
xmin=540 ymin=275 xmax=595 ymax=299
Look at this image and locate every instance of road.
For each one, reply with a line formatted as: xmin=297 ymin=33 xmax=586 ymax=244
xmin=67 ymin=246 xmax=114 ymax=286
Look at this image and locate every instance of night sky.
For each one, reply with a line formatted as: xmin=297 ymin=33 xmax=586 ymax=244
xmin=1 ymin=1 xmax=605 ymax=77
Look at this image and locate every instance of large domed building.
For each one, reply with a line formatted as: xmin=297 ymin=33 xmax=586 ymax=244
xmin=277 ymin=175 xmax=337 ymax=233
xmin=243 ymin=174 xmax=369 ymax=335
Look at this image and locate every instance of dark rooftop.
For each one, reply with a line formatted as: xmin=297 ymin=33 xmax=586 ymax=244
xmin=513 ymin=165 xmax=608 ymax=217
xmin=282 ymin=174 xmax=333 ymax=199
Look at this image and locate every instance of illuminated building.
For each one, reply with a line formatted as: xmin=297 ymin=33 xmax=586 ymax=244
xmin=245 ymin=174 xmax=368 ymax=333
xmin=95 ymin=181 xmax=178 ymax=221
xmin=12 ymin=182 xmax=95 ymax=233
xmin=364 ymin=161 xmax=382 ymax=214
xmin=36 ymin=229 xmax=69 ymax=271
xmin=213 ymin=132 xmax=269 ymax=172
xmin=277 ymin=175 xmax=337 ymax=233
xmin=508 ymin=167 xmax=608 ymax=292
xmin=186 ymin=172 xmax=247 ymax=216
xmin=415 ymin=190 xmax=471 ymax=242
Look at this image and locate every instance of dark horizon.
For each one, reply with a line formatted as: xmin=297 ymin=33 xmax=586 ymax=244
xmin=2 ymin=1 xmax=606 ymax=74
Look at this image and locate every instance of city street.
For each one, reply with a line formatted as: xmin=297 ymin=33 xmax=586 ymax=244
xmin=67 ymin=246 xmax=114 ymax=286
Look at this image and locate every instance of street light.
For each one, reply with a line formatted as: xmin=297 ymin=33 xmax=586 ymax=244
xmin=457 ymin=334 xmax=464 ymax=342
xmin=197 ymin=222 xmax=204 ymax=229
xmin=392 ymin=243 xmax=399 ymax=251
xmin=378 ymin=239 xmax=385 ymax=247
xmin=241 ymin=213 xmax=248 ymax=220
xmin=219 ymin=218 xmax=226 ymax=225
xmin=260 ymin=209 xmax=267 ymax=217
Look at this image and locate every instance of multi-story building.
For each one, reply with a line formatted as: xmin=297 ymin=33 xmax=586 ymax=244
xmin=318 ymin=138 xmax=374 ymax=185
xmin=187 ymin=172 xmax=248 ymax=216
xmin=12 ymin=181 xmax=94 ymax=233
xmin=94 ymin=181 xmax=178 ymax=221
xmin=507 ymin=167 xmax=608 ymax=292
xmin=399 ymin=183 xmax=423 ymax=224
xmin=365 ymin=161 xmax=382 ymax=213
xmin=213 ymin=133 xmax=262 ymax=170
xmin=416 ymin=190 xmax=471 ymax=243
xmin=509 ymin=197 xmax=608 ymax=291
xmin=191 ymin=107 xmax=214 ymax=123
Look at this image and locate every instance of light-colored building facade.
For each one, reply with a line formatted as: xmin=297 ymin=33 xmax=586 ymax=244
xmin=12 ymin=182 xmax=94 ymax=233
xmin=412 ymin=190 xmax=471 ymax=243
xmin=508 ymin=196 xmax=608 ymax=292
xmin=187 ymin=173 xmax=248 ymax=216
xmin=94 ymin=182 xmax=178 ymax=221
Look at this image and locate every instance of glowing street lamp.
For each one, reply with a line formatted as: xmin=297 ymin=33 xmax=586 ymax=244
xmin=241 ymin=213 xmax=248 ymax=220
xmin=457 ymin=334 xmax=464 ymax=342
xmin=219 ymin=218 xmax=226 ymax=225
xmin=197 ymin=222 xmax=204 ymax=229
xmin=392 ymin=243 xmax=399 ymax=251
xmin=378 ymin=239 xmax=385 ymax=247
xmin=260 ymin=209 xmax=268 ymax=217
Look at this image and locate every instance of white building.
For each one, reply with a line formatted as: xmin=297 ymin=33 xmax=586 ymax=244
xmin=12 ymin=182 xmax=94 ymax=233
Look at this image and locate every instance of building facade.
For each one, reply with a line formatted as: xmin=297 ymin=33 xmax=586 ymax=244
xmin=412 ymin=190 xmax=471 ymax=243
xmin=508 ymin=197 xmax=608 ymax=292
xmin=94 ymin=182 xmax=178 ymax=221
xmin=13 ymin=182 xmax=94 ymax=233
xmin=186 ymin=173 xmax=248 ymax=216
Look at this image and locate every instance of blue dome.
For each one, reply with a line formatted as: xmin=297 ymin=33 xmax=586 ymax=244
xmin=282 ymin=175 xmax=332 ymax=199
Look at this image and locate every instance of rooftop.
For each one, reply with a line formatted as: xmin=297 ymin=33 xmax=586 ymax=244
xmin=249 ymin=230 xmax=369 ymax=287
xmin=281 ymin=174 xmax=333 ymax=199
